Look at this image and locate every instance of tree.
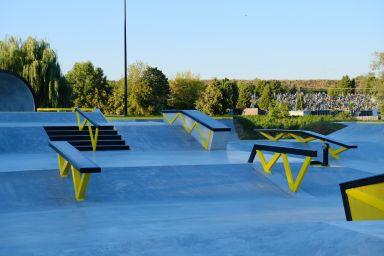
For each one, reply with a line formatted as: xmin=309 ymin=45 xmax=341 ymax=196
xmin=267 ymin=80 xmax=287 ymax=95
xmin=104 ymin=79 xmax=124 ymax=115
xmin=328 ymin=75 xmax=355 ymax=96
xmin=268 ymin=101 xmax=289 ymax=118
xmin=168 ymin=72 xmax=204 ymax=109
xmin=370 ymin=52 xmax=384 ymax=112
xmin=128 ymin=66 xmax=169 ymax=115
xmin=254 ymin=79 xmax=268 ymax=96
xmin=218 ymin=78 xmax=238 ymax=112
xmin=258 ymin=85 xmax=273 ymax=110
xmin=371 ymin=51 xmax=384 ymax=79
xmin=355 ymin=74 xmax=377 ymax=94
xmin=0 ymin=36 xmax=70 ymax=107
xmin=196 ymin=80 xmax=225 ymax=115
xmin=105 ymin=61 xmax=148 ymax=115
xmin=295 ymin=91 xmax=304 ymax=110
xmin=236 ymin=81 xmax=256 ymax=108
xmin=66 ymin=61 xmax=111 ymax=110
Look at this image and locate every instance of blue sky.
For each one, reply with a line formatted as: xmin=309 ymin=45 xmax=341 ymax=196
xmin=1 ymin=0 xmax=383 ymax=80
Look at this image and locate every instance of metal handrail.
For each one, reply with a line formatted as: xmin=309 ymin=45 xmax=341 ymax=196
xmin=74 ymin=107 xmax=100 ymax=151
xmin=74 ymin=108 xmax=100 ymax=127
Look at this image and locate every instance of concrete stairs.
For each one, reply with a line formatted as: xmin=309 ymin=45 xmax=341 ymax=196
xmin=44 ymin=125 xmax=130 ymax=151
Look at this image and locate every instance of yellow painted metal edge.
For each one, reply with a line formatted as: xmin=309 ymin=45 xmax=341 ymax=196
xmin=346 ymin=188 xmax=384 ymax=213
xmin=163 ymin=112 xmax=212 ymax=150
xmin=259 ymin=132 xmax=285 ymax=141
xmin=253 ymin=150 xmax=311 ymax=192
xmin=329 ymin=146 xmax=348 ymax=159
xmin=71 ymin=166 xmax=91 ymax=201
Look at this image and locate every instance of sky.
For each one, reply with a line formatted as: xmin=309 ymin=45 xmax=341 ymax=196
xmin=1 ymin=0 xmax=383 ymax=81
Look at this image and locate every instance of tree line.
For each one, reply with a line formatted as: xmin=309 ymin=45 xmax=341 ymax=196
xmin=1 ymin=36 xmax=383 ymax=115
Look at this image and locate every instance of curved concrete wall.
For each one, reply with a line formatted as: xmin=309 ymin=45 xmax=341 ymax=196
xmin=0 ymin=70 xmax=36 ymax=112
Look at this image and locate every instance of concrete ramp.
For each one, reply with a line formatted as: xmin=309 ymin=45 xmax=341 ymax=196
xmin=1 ymin=120 xmax=384 ymax=255
xmin=326 ymin=123 xmax=384 ymax=174
xmin=0 ymin=164 xmax=289 ymax=213
xmin=330 ymin=122 xmax=384 ymax=142
xmin=0 ymin=126 xmax=51 ymax=153
xmin=0 ymin=111 xmax=107 ymax=125
xmin=0 ymin=111 xmax=108 ymax=153
xmin=116 ymin=124 xmax=204 ymax=151
xmin=1 ymin=163 xmax=383 ymax=255
xmin=0 ymin=70 xmax=35 ymax=112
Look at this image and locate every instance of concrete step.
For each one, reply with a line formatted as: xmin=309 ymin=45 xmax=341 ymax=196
xmin=49 ymin=135 xmax=122 ymax=141
xmin=76 ymin=145 xmax=130 ymax=151
xmin=46 ymin=130 xmax=118 ymax=136
xmin=69 ymin=140 xmax=126 ymax=146
xmin=44 ymin=125 xmax=114 ymax=131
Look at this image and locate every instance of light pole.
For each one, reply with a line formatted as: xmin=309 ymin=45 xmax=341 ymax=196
xmin=123 ymin=0 xmax=128 ymax=116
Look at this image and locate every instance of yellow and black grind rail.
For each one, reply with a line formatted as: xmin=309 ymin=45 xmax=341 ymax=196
xmin=340 ymin=174 xmax=384 ymax=221
xmin=248 ymin=143 xmax=317 ymax=192
xmin=162 ymin=110 xmax=231 ymax=150
xmin=255 ymin=129 xmax=357 ymax=159
xmin=163 ymin=112 xmax=212 ymax=150
xmin=49 ymin=141 xmax=101 ymax=201
xmin=37 ymin=107 xmax=94 ymax=112
xmin=74 ymin=107 xmax=100 ymax=151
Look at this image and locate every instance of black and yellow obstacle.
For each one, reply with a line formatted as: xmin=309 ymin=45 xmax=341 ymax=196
xmin=248 ymin=143 xmax=317 ymax=192
xmin=74 ymin=107 xmax=100 ymax=151
xmin=340 ymin=174 xmax=384 ymax=221
xmin=44 ymin=108 xmax=129 ymax=151
xmin=162 ymin=110 xmax=231 ymax=150
xmin=49 ymin=141 xmax=101 ymax=201
xmin=255 ymin=129 xmax=357 ymax=159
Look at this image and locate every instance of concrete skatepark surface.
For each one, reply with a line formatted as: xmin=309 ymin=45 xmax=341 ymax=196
xmin=0 ymin=113 xmax=383 ymax=255
xmin=0 ymin=70 xmax=36 ymax=112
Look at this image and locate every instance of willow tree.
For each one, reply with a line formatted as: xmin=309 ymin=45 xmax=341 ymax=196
xmin=0 ymin=36 xmax=70 ymax=107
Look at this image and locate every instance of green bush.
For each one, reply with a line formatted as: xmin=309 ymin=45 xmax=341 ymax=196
xmin=234 ymin=115 xmax=347 ymax=140
xmin=336 ymin=111 xmax=353 ymax=120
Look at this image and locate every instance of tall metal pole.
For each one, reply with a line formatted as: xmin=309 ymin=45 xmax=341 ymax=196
xmin=123 ymin=0 xmax=128 ymax=116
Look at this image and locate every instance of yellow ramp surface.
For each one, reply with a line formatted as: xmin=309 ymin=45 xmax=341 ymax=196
xmin=340 ymin=174 xmax=384 ymax=221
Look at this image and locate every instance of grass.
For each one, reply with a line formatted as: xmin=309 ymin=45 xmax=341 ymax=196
xmin=234 ymin=115 xmax=347 ymax=140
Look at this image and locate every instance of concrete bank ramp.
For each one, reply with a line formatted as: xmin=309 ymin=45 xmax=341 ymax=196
xmin=0 ymin=111 xmax=107 ymax=125
xmin=0 ymin=164 xmax=290 ymax=213
xmin=114 ymin=118 xmax=238 ymax=151
xmin=330 ymin=122 xmax=384 ymax=142
xmin=0 ymin=112 xmax=207 ymax=153
xmin=116 ymin=124 xmax=203 ymax=151
xmin=0 ymin=111 xmax=108 ymax=153
xmin=1 ymin=163 xmax=383 ymax=255
xmin=0 ymin=70 xmax=35 ymax=112
xmin=325 ymin=123 xmax=384 ymax=174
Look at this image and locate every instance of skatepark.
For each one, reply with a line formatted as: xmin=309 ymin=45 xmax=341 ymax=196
xmin=1 ymin=0 xmax=384 ymax=253
xmin=0 ymin=108 xmax=383 ymax=255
